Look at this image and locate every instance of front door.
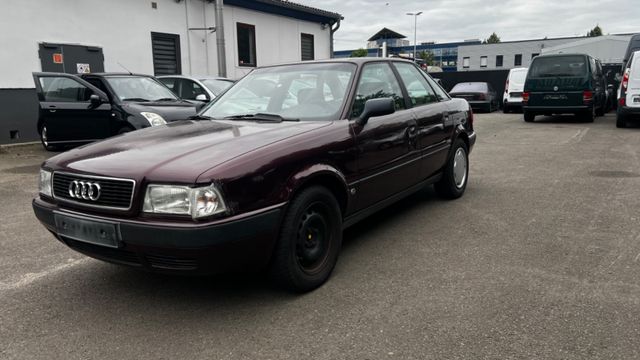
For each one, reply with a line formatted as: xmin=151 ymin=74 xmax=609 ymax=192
xmin=33 ymin=73 xmax=112 ymax=144
xmin=350 ymin=62 xmax=420 ymax=211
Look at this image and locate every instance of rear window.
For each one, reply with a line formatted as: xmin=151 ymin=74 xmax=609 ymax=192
xmin=529 ymin=56 xmax=587 ymax=78
xmin=510 ymin=70 xmax=527 ymax=84
xmin=451 ymin=82 xmax=487 ymax=93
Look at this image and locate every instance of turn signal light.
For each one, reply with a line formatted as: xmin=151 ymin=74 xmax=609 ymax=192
xmin=622 ymin=68 xmax=630 ymax=91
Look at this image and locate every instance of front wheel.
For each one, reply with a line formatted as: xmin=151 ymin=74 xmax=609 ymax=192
xmin=269 ymin=186 xmax=342 ymax=292
xmin=39 ymin=125 xmax=58 ymax=151
xmin=435 ymin=139 xmax=469 ymax=199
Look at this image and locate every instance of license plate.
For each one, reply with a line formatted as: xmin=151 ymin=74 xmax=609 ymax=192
xmin=633 ymin=96 xmax=640 ymax=103
xmin=543 ymin=94 xmax=568 ymax=100
xmin=54 ymin=212 xmax=120 ymax=248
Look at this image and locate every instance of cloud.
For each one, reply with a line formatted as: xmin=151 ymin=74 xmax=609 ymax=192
xmin=295 ymin=0 xmax=638 ymax=50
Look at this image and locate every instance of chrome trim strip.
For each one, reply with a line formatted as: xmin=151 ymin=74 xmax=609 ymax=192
xmin=52 ymin=171 xmax=136 ymax=211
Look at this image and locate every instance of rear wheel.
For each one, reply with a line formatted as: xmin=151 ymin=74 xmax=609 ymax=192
xmin=616 ymin=112 xmax=627 ymax=128
xmin=584 ymin=106 xmax=595 ymax=123
xmin=435 ymin=139 xmax=469 ymax=199
xmin=596 ymin=102 xmax=606 ymax=116
xmin=269 ymin=186 xmax=342 ymax=292
xmin=39 ymin=125 xmax=58 ymax=151
xmin=524 ymin=111 xmax=535 ymax=122
xmin=503 ymin=103 xmax=510 ymax=113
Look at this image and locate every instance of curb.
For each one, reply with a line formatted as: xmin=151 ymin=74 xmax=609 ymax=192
xmin=0 ymin=142 xmax=41 ymax=153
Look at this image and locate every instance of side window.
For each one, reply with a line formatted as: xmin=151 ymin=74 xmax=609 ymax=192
xmin=178 ymin=79 xmax=207 ymax=100
xmin=159 ymin=78 xmax=176 ymax=91
xmin=39 ymin=76 xmax=93 ymax=102
xmin=351 ymin=62 xmax=406 ymax=119
xmin=394 ymin=63 xmax=438 ymax=106
xmin=589 ymin=58 xmax=598 ymax=77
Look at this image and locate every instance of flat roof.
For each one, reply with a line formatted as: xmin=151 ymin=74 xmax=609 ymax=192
xmin=225 ymin=0 xmax=343 ymax=24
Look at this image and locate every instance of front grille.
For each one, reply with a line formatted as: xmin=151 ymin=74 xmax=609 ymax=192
xmin=63 ymin=237 xmax=141 ymax=266
xmin=146 ymin=254 xmax=198 ymax=270
xmin=53 ymin=172 xmax=135 ymax=210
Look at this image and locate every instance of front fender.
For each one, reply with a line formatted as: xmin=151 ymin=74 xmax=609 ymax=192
xmin=283 ymin=163 xmax=350 ymax=214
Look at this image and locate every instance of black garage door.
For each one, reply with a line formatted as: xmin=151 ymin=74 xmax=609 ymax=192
xmin=38 ymin=43 xmax=104 ymax=74
xmin=151 ymin=32 xmax=181 ymax=76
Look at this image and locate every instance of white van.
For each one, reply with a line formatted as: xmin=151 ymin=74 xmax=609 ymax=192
xmin=617 ymin=50 xmax=640 ymax=128
xmin=503 ymin=67 xmax=528 ymax=113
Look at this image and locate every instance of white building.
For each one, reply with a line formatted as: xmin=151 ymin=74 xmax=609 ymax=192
xmin=0 ymin=0 xmax=342 ymax=144
xmin=541 ymin=35 xmax=632 ymax=65
xmin=457 ymin=36 xmax=584 ymax=71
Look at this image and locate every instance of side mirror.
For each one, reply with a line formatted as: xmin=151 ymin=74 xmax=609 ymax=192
xmin=357 ymin=98 xmax=395 ymax=125
xmin=195 ymin=94 xmax=209 ymax=101
xmin=89 ymin=94 xmax=103 ymax=106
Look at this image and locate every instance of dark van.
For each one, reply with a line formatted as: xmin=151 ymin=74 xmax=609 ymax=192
xmin=33 ymin=72 xmax=199 ymax=151
xmin=623 ymin=34 xmax=640 ymax=66
xmin=522 ymin=54 xmax=607 ymax=122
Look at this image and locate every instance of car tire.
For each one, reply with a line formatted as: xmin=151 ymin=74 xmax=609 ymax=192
xmin=616 ymin=112 xmax=627 ymax=128
xmin=39 ymin=125 xmax=58 ymax=152
xmin=596 ymin=103 xmax=606 ymax=116
xmin=435 ymin=139 xmax=469 ymax=200
xmin=269 ymin=186 xmax=342 ymax=292
xmin=524 ymin=111 xmax=535 ymax=122
xmin=503 ymin=104 xmax=509 ymax=113
xmin=584 ymin=106 xmax=595 ymax=123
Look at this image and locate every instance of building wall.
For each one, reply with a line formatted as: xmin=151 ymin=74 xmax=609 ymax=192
xmin=0 ymin=0 xmax=333 ymax=144
xmin=457 ymin=37 xmax=583 ymax=71
xmin=541 ymin=35 xmax=632 ymax=65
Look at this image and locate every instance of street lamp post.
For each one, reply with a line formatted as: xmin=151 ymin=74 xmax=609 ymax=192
xmin=406 ymin=11 xmax=422 ymax=61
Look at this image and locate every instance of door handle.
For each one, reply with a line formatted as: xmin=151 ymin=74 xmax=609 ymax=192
xmin=48 ymin=105 xmax=57 ymax=113
xmin=49 ymin=109 xmax=56 ymax=113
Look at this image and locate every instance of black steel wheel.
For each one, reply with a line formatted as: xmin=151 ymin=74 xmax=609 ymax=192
xmin=269 ymin=186 xmax=342 ymax=292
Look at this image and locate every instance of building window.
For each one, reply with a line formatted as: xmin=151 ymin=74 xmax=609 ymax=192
xmin=480 ymin=56 xmax=488 ymax=67
xmin=514 ymin=54 xmax=522 ymax=66
xmin=301 ymin=33 xmax=314 ymax=61
xmin=151 ymin=32 xmax=181 ymax=75
xmin=496 ymin=55 xmax=503 ymax=67
xmin=531 ymin=53 xmax=539 ymax=59
xmin=237 ymin=23 xmax=256 ymax=67
xmin=463 ymin=57 xmax=470 ymax=68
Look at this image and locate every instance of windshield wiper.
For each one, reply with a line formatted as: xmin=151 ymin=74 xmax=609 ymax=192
xmin=188 ymin=114 xmax=214 ymax=120
xmin=122 ymin=97 xmax=150 ymax=102
xmin=224 ymin=113 xmax=299 ymax=122
xmin=154 ymin=97 xmax=178 ymax=102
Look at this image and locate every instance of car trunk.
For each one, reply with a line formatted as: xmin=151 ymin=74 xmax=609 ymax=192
xmin=526 ymin=77 xmax=587 ymax=107
xmin=451 ymin=92 xmax=486 ymax=101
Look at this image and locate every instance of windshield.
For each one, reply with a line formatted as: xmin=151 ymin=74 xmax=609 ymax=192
xmin=529 ymin=56 xmax=587 ymax=78
xmin=201 ymin=79 xmax=235 ymax=95
xmin=201 ymin=62 xmax=356 ymax=121
xmin=105 ymin=76 xmax=178 ymax=101
xmin=451 ymin=82 xmax=487 ymax=93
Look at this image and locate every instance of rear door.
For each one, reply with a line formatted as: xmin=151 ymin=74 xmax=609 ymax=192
xmin=526 ymin=55 xmax=588 ymax=107
xmin=626 ymin=53 xmax=640 ymax=108
xmin=33 ymin=73 xmax=112 ymax=143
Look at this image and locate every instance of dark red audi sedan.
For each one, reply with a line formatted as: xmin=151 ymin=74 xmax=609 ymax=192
xmin=33 ymin=58 xmax=476 ymax=292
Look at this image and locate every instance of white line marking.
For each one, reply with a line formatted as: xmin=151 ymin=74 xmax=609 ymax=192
xmin=0 ymin=258 xmax=90 ymax=292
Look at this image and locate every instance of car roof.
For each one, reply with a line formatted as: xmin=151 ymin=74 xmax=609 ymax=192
xmin=256 ymin=57 xmax=418 ymax=69
xmin=82 ymin=73 xmax=155 ymax=78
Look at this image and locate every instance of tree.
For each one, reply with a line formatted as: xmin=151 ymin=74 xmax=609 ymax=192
xmin=587 ymin=25 xmax=603 ymax=37
xmin=483 ymin=32 xmax=501 ymax=44
xmin=350 ymin=48 xmax=368 ymax=57
xmin=418 ymin=50 xmax=434 ymax=66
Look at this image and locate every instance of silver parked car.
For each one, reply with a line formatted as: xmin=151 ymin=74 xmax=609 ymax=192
xmin=158 ymin=75 xmax=235 ymax=102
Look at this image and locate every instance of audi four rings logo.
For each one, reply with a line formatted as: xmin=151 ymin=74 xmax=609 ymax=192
xmin=68 ymin=180 xmax=101 ymax=201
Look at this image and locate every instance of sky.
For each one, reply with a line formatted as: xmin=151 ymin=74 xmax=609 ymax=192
xmin=294 ymin=0 xmax=640 ymax=51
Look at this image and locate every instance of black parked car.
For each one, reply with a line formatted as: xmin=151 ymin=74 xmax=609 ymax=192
xmin=449 ymin=82 xmax=499 ymax=112
xmin=32 ymin=72 xmax=199 ymax=151
xmin=522 ymin=54 xmax=607 ymax=122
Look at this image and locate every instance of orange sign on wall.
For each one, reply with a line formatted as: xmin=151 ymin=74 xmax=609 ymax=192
xmin=52 ymin=53 xmax=63 ymax=64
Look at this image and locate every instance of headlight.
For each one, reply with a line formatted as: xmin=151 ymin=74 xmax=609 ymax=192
xmin=142 ymin=184 xmax=226 ymax=219
xmin=39 ymin=169 xmax=52 ymax=197
xmin=140 ymin=112 xmax=167 ymax=126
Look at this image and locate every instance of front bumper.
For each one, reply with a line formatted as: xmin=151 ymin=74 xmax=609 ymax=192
xmin=33 ymin=198 xmax=283 ymax=274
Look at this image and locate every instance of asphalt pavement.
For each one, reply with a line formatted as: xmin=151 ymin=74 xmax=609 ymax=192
xmin=1 ymin=112 xmax=639 ymax=359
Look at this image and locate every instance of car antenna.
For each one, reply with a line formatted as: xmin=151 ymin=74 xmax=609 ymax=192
xmin=117 ymin=62 xmax=133 ymax=75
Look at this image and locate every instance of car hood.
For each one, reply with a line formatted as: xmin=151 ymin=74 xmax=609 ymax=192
xmin=45 ymin=120 xmax=331 ymax=183
xmin=122 ymin=101 xmax=198 ymax=121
